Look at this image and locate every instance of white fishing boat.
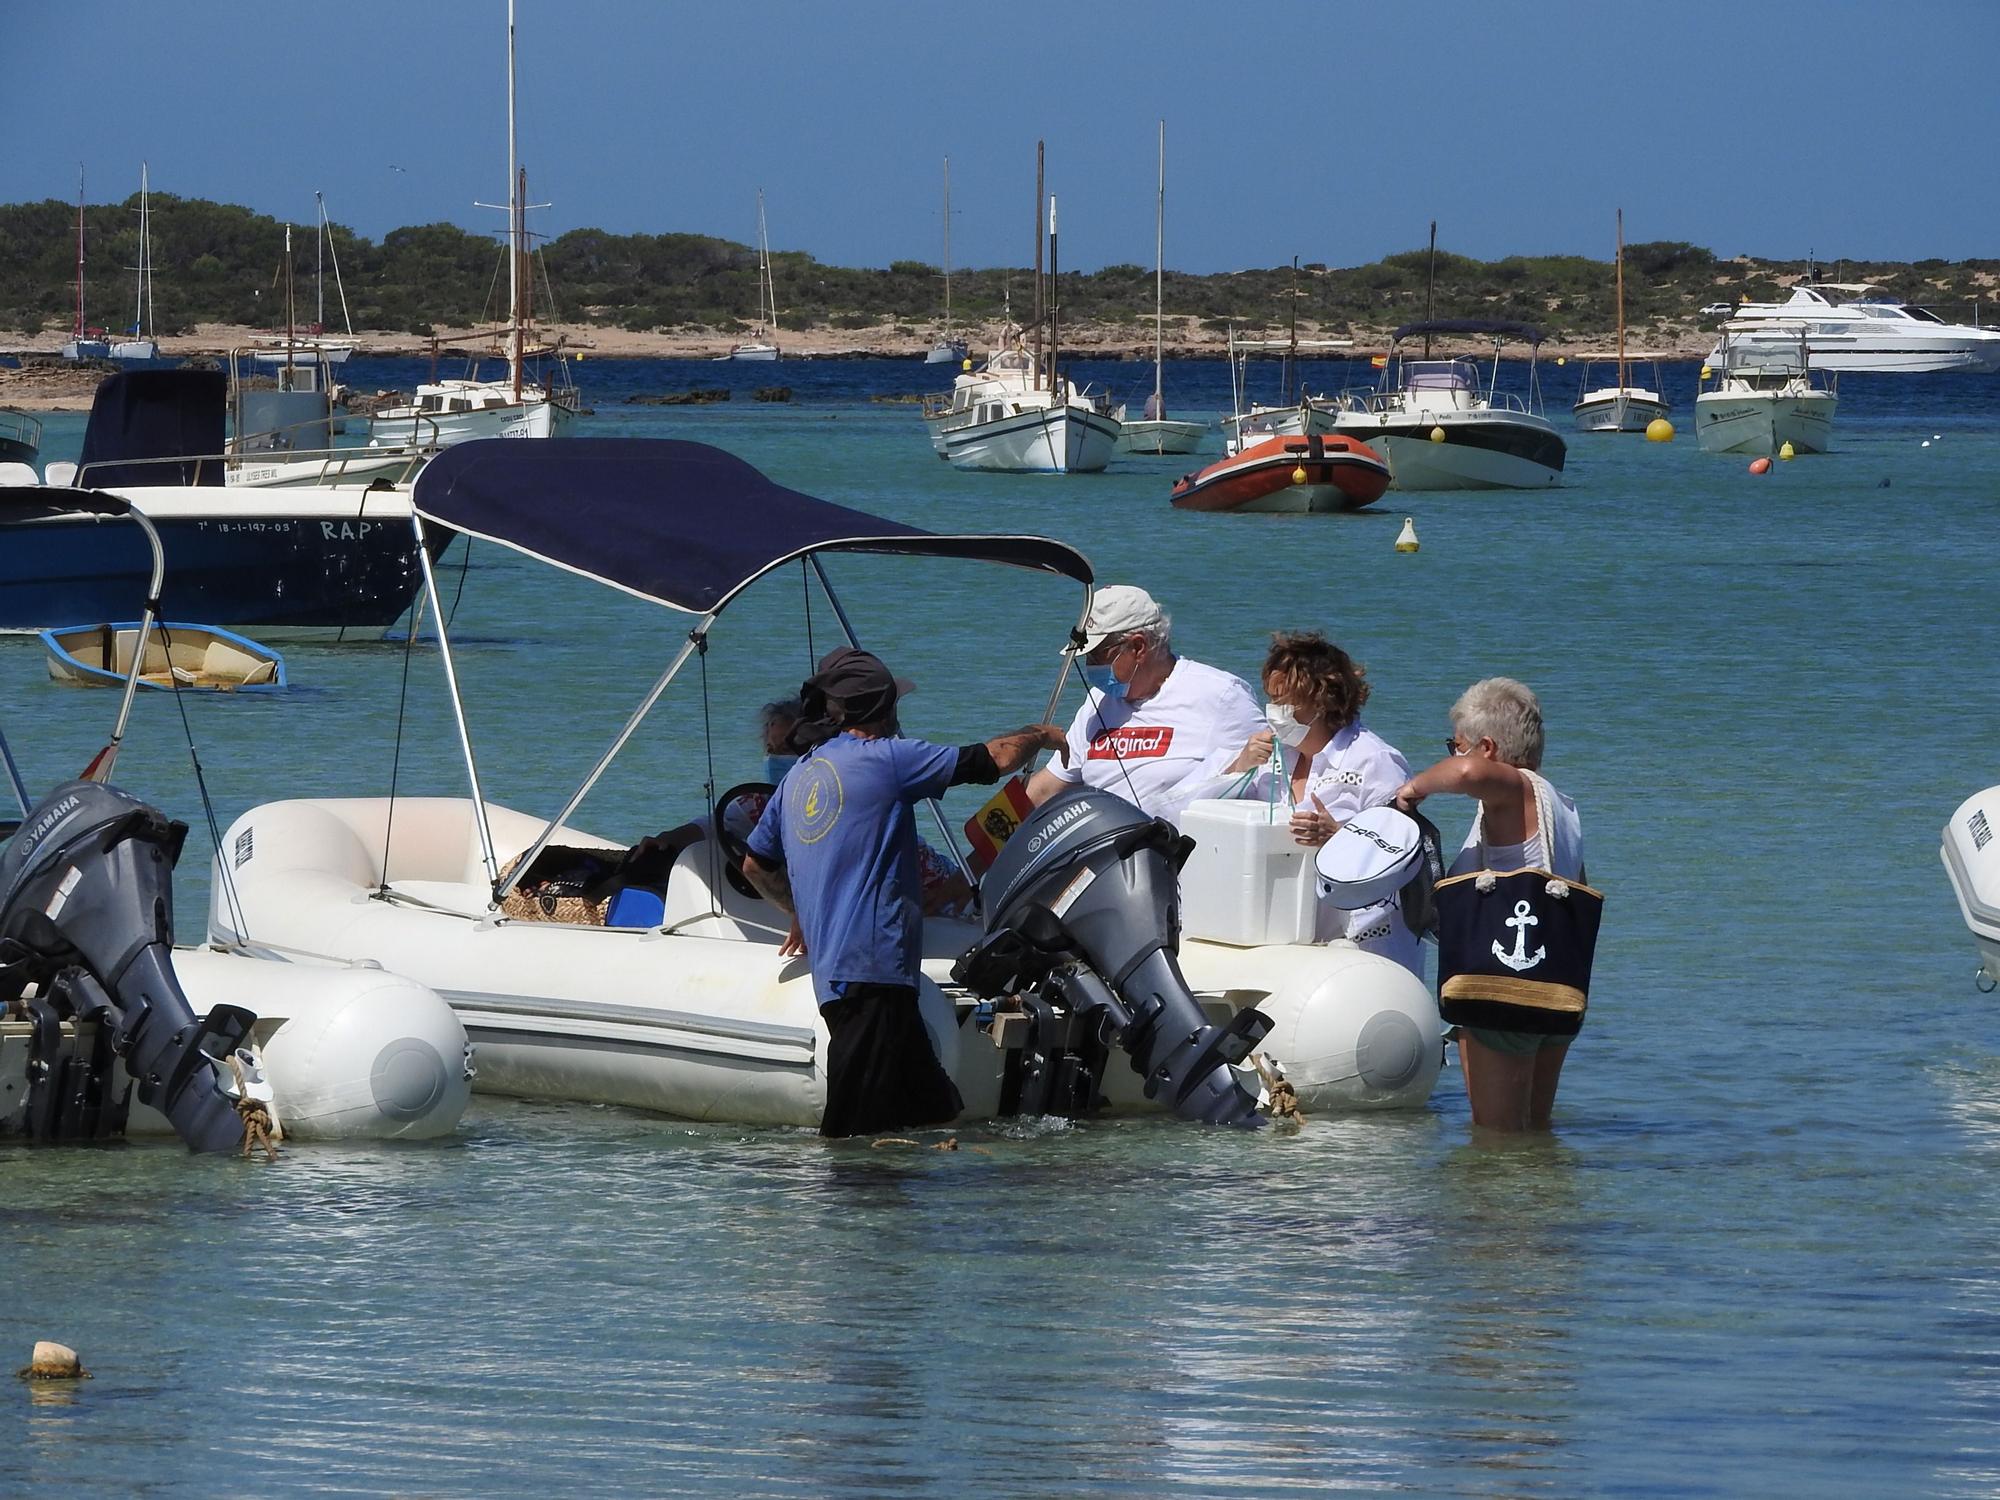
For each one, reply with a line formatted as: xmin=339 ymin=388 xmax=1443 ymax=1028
xmin=1332 ymin=320 xmax=1566 ymax=489
xmin=0 ymin=409 xmax=41 ymax=469
xmin=1573 ymin=209 xmax=1670 ymax=433
xmin=1115 ymin=123 xmax=1206 ymax=457
xmin=0 ymin=495 xmax=468 ymax=1150
xmin=722 ymin=191 xmax=782 ymax=361
xmin=924 ymin=158 xmax=969 ymax=366
xmin=1694 ymin=326 xmax=1837 ymax=456
xmin=922 ymin=197 xmax=1121 ymax=473
xmin=369 ymin=0 xmax=578 ymax=447
xmin=1703 ymin=281 xmax=2000 ymax=374
xmin=212 ymin=438 xmax=1441 ymax=1131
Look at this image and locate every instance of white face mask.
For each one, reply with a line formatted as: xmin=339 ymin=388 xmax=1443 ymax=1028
xmin=1264 ymin=701 xmax=1313 ymax=748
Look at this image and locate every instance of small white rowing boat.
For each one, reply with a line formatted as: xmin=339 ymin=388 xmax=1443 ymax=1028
xmin=41 ymin=621 xmax=286 ymax=692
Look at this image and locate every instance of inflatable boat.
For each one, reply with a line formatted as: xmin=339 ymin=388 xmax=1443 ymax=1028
xmin=0 ymin=489 xmax=468 ymax=1149
xmin=212 ymin=440 xmax=1441 ymax=1128
xmin=1170 ymin=433 xmax=1390 ymax=514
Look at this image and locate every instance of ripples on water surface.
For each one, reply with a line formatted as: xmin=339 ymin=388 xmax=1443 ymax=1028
xmin=5 ymin=359 xmax=2000 ymax=1495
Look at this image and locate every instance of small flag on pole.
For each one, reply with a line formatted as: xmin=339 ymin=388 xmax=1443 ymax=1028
xmin=963 ymin=775 xmax=1036 ymax=873
xmin=1369 ymin=354 xmax=1388 ymax=369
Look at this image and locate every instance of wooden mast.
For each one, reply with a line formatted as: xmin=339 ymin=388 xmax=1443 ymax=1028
xmin=73 ymin=166 xmax=85 ymax=340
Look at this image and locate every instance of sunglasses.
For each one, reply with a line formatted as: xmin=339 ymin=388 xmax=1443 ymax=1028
xmin=1445 ymin=736 xmax=1470 ymax=756
xmin=1085 ymin=635 xmax=1137 ymax=667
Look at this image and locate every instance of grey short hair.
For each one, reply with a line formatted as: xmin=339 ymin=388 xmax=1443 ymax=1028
xmin=1451 ymin=677 xmax=1544 ymax=769
xmin=1130 ymin=611 xmax=1172 ymax=654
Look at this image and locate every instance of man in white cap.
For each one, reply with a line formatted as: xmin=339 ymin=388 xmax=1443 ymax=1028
xmin=1024 ymin=585 xmax=1264 ymax=825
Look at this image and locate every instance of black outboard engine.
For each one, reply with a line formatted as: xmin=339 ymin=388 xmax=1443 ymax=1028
xmin=0 ymin=780 xmax=253 ymax=1151
xmin=952 ymin=788 xmax=1270 ymax=1127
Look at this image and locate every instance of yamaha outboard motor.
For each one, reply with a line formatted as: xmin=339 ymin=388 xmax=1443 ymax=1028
xmin=952 ymin=788 xmax=1270 ymax=1127
xmin=0 ymin=780 xmax=252 ymax=1151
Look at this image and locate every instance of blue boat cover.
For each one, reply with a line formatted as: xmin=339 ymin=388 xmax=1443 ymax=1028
xmin=1391 ymin=319 xmax=1546 ymax=346
xmin=76 ymin=370 xmax=227 ymax=487
xmin=414 ymin=439 xmax=1094 ymax=615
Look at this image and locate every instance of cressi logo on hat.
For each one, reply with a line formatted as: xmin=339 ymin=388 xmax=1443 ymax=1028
xmin=1315 ymin=805 xmax=1423 ymax=910
xmin=1063 ymin=584 xmax=1164 ymax=656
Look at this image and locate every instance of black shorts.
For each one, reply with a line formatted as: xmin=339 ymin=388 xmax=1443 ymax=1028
xmin=820 ymin=982 xmax=963 ymax=1139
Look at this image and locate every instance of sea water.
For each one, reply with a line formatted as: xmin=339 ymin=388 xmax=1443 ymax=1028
xmin=4 ymin=359 xmax=2000 ymax=1495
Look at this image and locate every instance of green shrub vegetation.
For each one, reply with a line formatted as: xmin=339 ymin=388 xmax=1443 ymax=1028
xmin=3 ymin=193 xmax=1993 ymax=341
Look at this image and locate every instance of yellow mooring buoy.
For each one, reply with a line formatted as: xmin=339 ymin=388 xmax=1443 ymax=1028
xmin=1395 ymin=517 xmax=1420 ymax=553
xmin=1645 ymin=417 xmax=1674 ymax=442
xmin=1779 ymin=440 xmax=1797 ymax=461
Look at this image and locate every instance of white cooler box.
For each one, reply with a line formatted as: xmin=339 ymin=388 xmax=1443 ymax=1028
xmin=1178 ymin=798 xmax=1317 ymax=946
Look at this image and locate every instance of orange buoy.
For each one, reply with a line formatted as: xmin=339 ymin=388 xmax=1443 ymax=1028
xmin=1748 ymin=456 xmax=1773 ymax=475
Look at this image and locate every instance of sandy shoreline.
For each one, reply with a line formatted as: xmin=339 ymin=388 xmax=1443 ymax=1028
xmin=0 ymin=318 xmax=1720 ymax=412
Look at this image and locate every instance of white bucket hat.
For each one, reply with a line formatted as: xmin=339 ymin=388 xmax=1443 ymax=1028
xmin=1063 ymin=584 xmax=1165 ymax=656
xmin=1315 ymin=805 xmax=1424 ymax=909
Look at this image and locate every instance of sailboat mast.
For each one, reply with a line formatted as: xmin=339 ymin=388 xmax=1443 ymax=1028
xmin=942 ymin=157 xmax=952 ymax=341
xmin=506 ymin=0 xmax=522 ymax=399
xmin=1048 ymin=196 xmax=1060 ymax=397
xmin=133 ymin=164 xmax=147 ymax=340
xmin=1154 ymin=120 xmax=1165 ymax=408
xmin=319 ymin=192 xmax=355 ymax=337
xmin=73 ymin=166 xmax=85 ymax=340
xmin=283 ymin=222 xmax=296 ymax=377
xmin=1615 ymin=207 xmax=1627 ymax=392
xmin=1032 ymin=141 xmax=1044 ymax=389
xmin=1423 ymin=220 xmax=1437 ymax=359
xmin=316 ymin=191 xmax=325 ymax=329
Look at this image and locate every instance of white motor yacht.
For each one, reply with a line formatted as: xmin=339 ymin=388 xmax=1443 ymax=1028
xmin=1694 ymin=327 xmax=1836 ymax=456
xmin=1332 ymin=320 xmax=1566 ymax=489
xmin=1702 ymin=283 xmax=2000 ymax=374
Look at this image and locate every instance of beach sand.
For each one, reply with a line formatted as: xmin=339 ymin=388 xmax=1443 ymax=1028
xmin=0 ymin=317 xmax=1719 ymax=412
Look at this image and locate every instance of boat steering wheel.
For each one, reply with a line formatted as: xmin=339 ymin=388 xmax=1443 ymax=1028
xmin=712 ymin=781 xmax=777 ymax=901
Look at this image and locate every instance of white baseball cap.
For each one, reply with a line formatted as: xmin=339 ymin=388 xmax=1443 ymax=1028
xmin=1314 ymin=805 xmax=1424 ymax=909
xmin=1063 ymin=584 xmax=1165 ymax=656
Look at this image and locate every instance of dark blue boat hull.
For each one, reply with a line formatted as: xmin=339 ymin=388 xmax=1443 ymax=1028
xmin=0 ymin=511 xmax=437 ymax=632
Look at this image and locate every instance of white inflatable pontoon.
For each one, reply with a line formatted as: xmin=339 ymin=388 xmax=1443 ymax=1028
xmin=211 ymin=440 xmax=1440 ymax=1128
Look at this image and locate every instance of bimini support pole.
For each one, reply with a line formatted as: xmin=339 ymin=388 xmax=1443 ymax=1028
xmin=1046 ymin=581 xmax=1094 ymax=724
xmin=82 ymin=504 xmax=168 ymax=785
xmin=808 ymin=555 xmax=978 ymax=886
xmin=414 ymin=513 xmax=498 ymax=887
xmin=495 ymin=615 xmax=716 ymax=903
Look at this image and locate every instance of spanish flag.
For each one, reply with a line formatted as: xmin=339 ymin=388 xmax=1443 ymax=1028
xmin=963 ymin=775 xmax=1036 ymax=873
xmin=1369 ymin=354 xmax=1388 ymax=369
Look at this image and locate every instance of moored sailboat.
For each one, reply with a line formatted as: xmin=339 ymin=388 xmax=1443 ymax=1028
xmin=1117 ymin=123 xmax=1206 ymax=456
xmin=1573 ymin=209 xmax=1669 ymax=432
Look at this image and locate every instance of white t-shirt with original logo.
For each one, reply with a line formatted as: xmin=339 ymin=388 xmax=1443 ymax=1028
xmin=1046 ymin=657 xmax=1266 ymax=825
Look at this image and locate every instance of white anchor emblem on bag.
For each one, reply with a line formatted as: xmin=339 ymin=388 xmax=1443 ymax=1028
xmin=1493 ymin=899 xmax=1546 ymax=972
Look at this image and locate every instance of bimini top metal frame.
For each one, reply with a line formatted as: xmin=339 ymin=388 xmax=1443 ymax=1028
xmin=0 ymin=487 xmax=170 ymax=786
xmin=407 ymin=439 xmax=1096 ymax=903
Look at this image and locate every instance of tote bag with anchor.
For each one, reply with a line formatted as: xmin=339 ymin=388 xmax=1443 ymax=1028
xmin=1434 ymin=771 xmax=1603 ymax=1036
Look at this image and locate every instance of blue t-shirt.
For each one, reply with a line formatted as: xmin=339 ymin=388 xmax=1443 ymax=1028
xmin=746 ymin=732 xmax=959 ymax=1007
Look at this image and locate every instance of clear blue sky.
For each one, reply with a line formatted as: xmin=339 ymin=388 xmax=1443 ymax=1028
xmin=11 ymin=0 xmax=1998 ymax=273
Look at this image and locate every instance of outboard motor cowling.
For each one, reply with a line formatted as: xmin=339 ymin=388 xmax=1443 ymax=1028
xmin=953 ymin=789 xmax=1269 ymax=1127
xmin=0 ymin=780 xmax=252 ymax=1151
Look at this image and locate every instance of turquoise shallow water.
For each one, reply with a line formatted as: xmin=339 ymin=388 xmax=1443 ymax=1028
xmin=5 ymin=362 xmax=2000 ymax=1495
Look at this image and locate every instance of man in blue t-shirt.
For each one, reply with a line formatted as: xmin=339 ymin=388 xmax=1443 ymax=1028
xmin=743 ymin=647 xmax=1067 ymax=1137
